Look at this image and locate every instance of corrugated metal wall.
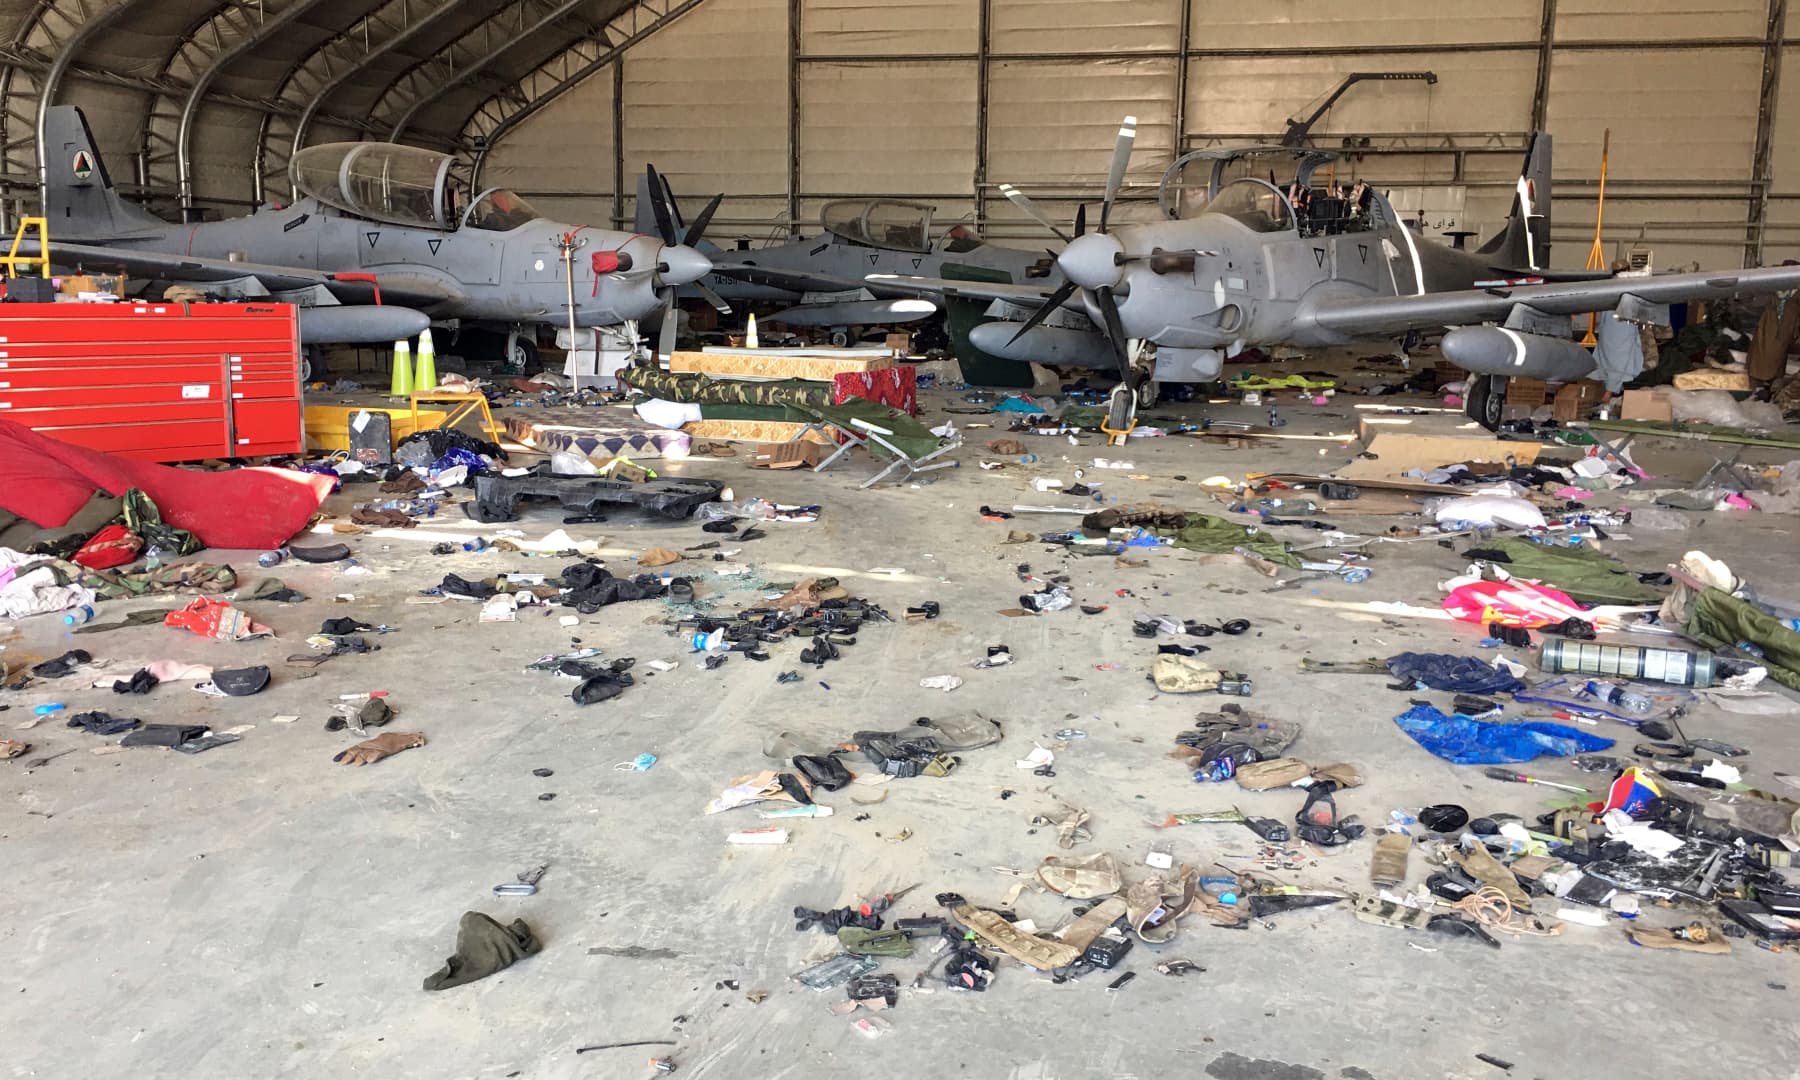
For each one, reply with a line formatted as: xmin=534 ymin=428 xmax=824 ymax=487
xmin=486 ymin=0 xmax=1795 ymax=268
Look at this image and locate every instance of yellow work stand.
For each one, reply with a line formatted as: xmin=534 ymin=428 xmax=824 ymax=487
xmin=410 ymin=391 xmax=503 ymax=443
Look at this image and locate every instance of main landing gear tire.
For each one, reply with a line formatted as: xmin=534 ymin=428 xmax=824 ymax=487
xmin=1464 ymin=373 xmax=1508 ymax=431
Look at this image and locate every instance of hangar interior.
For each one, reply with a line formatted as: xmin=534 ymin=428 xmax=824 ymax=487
xmin=3 ymin=5 xmax=1800 ymax=1080
xmin=2 ymin=0 xmax=1796 ymax=269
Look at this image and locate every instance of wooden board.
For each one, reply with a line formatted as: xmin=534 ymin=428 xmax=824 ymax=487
xmin=670 ymin=349 xmax=895 ymax=381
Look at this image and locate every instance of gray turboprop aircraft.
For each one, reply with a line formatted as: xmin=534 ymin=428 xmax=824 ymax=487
xmin=27 ymin=106 xmax=713 ymax=373
xmin=641 ymin=168 xmax=1112 ymax=365
xmin=875 ymin=118 xmax=1800 ymax=430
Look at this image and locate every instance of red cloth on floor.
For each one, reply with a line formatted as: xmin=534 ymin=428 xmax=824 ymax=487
xmin=70 ymin=524 xmax=142 ymax=569
xmin=0 ymin=418 xmax=332 ymax=550
xmin=833 ymin=366 xmax=918 ymax=416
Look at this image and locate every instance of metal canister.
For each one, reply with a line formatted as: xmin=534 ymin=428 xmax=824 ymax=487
xmin=1537 ymin=639 xmax=1715 ymax=688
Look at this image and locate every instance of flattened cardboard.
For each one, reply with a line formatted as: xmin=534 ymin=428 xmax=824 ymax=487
xmin=751 ymin=441 xmax=826 ymax=469
xmin=1338 ymin=433 xmax=1539 ymax=480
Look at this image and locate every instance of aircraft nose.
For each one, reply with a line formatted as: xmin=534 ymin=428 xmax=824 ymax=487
xmin=1058 ymin=232 xmax=1124 ymax=292
xmin=659 ymin=243 xmax=712 ymax=286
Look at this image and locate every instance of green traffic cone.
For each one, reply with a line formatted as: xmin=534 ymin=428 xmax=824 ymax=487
xmin=390 ymin=338 xmax=413 ymax=397
xmin=414 ymin=328 xmax=437 ymax=391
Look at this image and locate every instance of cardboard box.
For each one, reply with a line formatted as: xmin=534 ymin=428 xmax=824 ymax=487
xmin=1620 ymin=388 xmax=1674 ymax=422
xmin=885 ymin=332 xmax=912 ymax=355
xmin=1505 ymin=377 xmax=1549 ymax=407
xmin=750 ymin=441 xmax=827 ymax=469
xmin=1552 ymin=380 xmax=1605 ymax=422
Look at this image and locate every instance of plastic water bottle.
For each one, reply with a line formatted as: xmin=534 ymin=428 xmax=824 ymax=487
xmin=257 ymin=548 xmax=289 ymax=568
xmin=62 ymin=605 xmax=94 ymax=626
xmin=1584 ymin=679 xmax=1652 ymax=714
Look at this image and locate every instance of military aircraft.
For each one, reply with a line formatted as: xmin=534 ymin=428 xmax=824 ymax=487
xmin=640 ymin=169 xmax=1115 ymax=371
xmin=26 ymin=106 xmax=714 ymax=376
xmin=874 ymin=118 xmax=1800 ymax=430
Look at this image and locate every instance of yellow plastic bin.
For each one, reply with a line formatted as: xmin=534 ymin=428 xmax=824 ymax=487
xmin=303 ymin=404 xmax=448 ymax=452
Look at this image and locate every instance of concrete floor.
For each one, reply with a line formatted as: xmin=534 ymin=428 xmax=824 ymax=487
xmin=5 ymin=373 xmax=1800 ymax=1080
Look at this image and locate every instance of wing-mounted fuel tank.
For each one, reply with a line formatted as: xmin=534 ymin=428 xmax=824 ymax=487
xmin=1439 ymin=325 xmax=1598 ymax=382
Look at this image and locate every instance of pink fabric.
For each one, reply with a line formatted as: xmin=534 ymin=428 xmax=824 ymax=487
xmin=1443 ymin=580 xmax=1587 ymax=628
xmin=0 ymin=418 xmax=331 ymax=549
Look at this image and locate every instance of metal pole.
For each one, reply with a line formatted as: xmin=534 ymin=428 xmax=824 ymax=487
xmin=1744 ymin=0 xmax=1785 ymax=267
xmin=974 ymin=0 xmax=990 ymax=235
xmin=612 ymin=59 xmax=625 ymax=229
xmin=787 ymin=0 xmax=801 ymax=237
xmin=1530 ymin=0 xmax=1557 ymax=131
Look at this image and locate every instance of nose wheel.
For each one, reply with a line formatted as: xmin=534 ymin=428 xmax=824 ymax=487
xmin=1102 ymin=339 xmax=1155 ymax=444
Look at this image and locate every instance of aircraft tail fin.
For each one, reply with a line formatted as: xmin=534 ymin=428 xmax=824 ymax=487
xmin=632 ymin=165 xmax=688 ymax=237
xmin=43 ymin=105 xmax=163 ymax=237
xmin=1477 ymin=132 xmax=1552 ymax=272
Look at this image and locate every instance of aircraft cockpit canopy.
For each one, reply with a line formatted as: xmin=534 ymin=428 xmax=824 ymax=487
xmin=462 ymin=188 xmax=542 ymax=232
xmin=1200 ymin=179 xmax=1297 ymax=234
xmin=820 ymin=199 xmax=934 ymax=253
xmin=290 ymin=142 xmax=468 ymax=230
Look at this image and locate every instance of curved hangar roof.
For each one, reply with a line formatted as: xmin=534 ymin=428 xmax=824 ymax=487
xmin=0 ymin=0 xmax=691 ymax=216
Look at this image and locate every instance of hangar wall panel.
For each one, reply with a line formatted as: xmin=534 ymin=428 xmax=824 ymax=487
xmin=987 ymin=58 xmax=1177 ymax=187
xmin=1555 ymin=0 xmax=1767 ymax=40
xmin=1184 ymin=51 xmax=1536 ymax=137
xmin=799 ymin=62 xmax=978 ymax=195
xmin=1763 ymin=200 xmax=1800 ymax=264
xmin=621 ymin=0 xmax=789 ymax=197
xmin=800 ymin=0 xmax=976 ymax=53
xmin=1187 ymin=0 xmax=1540 ymax=49
xmin=1543 ymin=48 xmax=1761 ymax=182
xmin=485 ymin=71 xmax=616 ymax=202
xmin=1771 ymin=45 xmax=1800 ymax=195
xmin=989 ymin=0 xmax=1182 ymax=54
xmin=1549 ymin=197 xmax=1754 ymax=272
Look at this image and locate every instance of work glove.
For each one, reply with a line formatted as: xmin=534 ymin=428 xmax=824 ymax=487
xmin=334 ymin=731 xmax=426 ymax=766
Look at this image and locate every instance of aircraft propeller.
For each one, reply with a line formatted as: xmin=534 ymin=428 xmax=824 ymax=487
xmin=642 ymin=164 xmax=732 ymax=315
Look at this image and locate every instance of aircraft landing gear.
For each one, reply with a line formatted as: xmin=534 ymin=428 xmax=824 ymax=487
xmin=1103 ymin=339 xmax=1155 ymax=443
xmin=1464 ymin=373 xmax=1508 ymax=432
xmin=300 ymin=345 xmax=322 ymax=383
xmin=828 ymin=328 xmax=851 ymax=349
xmin=504 ymin=330 xmax=538 ymax=374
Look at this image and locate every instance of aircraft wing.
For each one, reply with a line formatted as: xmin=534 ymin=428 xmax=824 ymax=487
xmin=1309 ymin=264 xmax=1800 ymax=338
xmin=864 ymin=273 xmax=1073 ymax=308
xmin=31 ymin=241 xmax=466 ymax=306
xmin=707 ymin=261 xmax=870 ymax=295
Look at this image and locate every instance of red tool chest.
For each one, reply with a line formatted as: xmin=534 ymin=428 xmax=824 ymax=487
xmin=0 ymin=301 xmax=302 ymax=462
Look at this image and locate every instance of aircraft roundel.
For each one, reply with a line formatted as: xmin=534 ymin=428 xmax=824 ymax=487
xmin=71 ymin=150 xmax=94 ymax=182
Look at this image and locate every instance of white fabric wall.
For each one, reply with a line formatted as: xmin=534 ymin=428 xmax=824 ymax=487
xmin=480 ymin=0 xmax=1791 ymax=267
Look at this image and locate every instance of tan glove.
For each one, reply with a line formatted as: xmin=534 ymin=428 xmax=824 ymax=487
xmin=334 ymin=731 xmax=425 ymax=766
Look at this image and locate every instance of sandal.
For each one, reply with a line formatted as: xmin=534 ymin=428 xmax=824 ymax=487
xmin=1038 ymin=852 xmax=1121 ymax=899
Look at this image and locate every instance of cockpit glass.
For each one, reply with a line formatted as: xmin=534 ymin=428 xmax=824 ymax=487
xmin=1199 ymin=179 xmax=1295 ymax=234
xmin=464 ymin=189 xmax=542 ymax=232
xmin=290 ymin=142 xmax=454 ymax=228
xmin=819 ymin=199 xmax=933 ymax=252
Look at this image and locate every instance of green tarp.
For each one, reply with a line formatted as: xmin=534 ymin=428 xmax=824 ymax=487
xmin=1686 ymin=587 xmax=1800 ymax=691
xmin=1465 ymin=537 xmax=1665 ymax=605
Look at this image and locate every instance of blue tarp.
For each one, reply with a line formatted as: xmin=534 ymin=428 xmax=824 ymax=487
xmin=1393 ymin=703 xmax=1614 ymax=765
xmin=1387 ymin=652 xmax=1525 ymax=695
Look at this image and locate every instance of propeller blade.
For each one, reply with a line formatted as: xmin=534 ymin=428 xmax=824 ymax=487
xmin=1073 ymin=203 xmax=1086 ymax=239
xmin=644 ymin=163 xmax=677 ymax=246
xmin=656 ymin=292 xmax=677 ymax=360
xmin=684 ymin=193 xmax=724 ymax=248
xmin=1093 ymin=284 xmax=1132 ymax=384
xmin=660 ymin=172 xmax=685 ymax=230
xmin=1005 ymin=279 xmax=1078 ymax=347
xmin=1100 ymin=116 xmax=1137 ymax=234
xmin=696 ymin=281 xmax=733 ymax=315
xmin=998 ymin=183 xmax=1070 ymax=243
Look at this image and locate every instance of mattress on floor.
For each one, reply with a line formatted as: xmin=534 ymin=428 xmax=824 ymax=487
xmin=669 ymin=349 xmax=896 ymax=380
xmin=503 ymin=408 xmax=691 ymax=460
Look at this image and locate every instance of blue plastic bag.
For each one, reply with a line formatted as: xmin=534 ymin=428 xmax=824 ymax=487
xmin=1393 ymin=703 xmax=1613 ymax=765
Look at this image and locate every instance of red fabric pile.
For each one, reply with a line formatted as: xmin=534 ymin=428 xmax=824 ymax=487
xmin=0 ymin=418 xmax=333 ymax=550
